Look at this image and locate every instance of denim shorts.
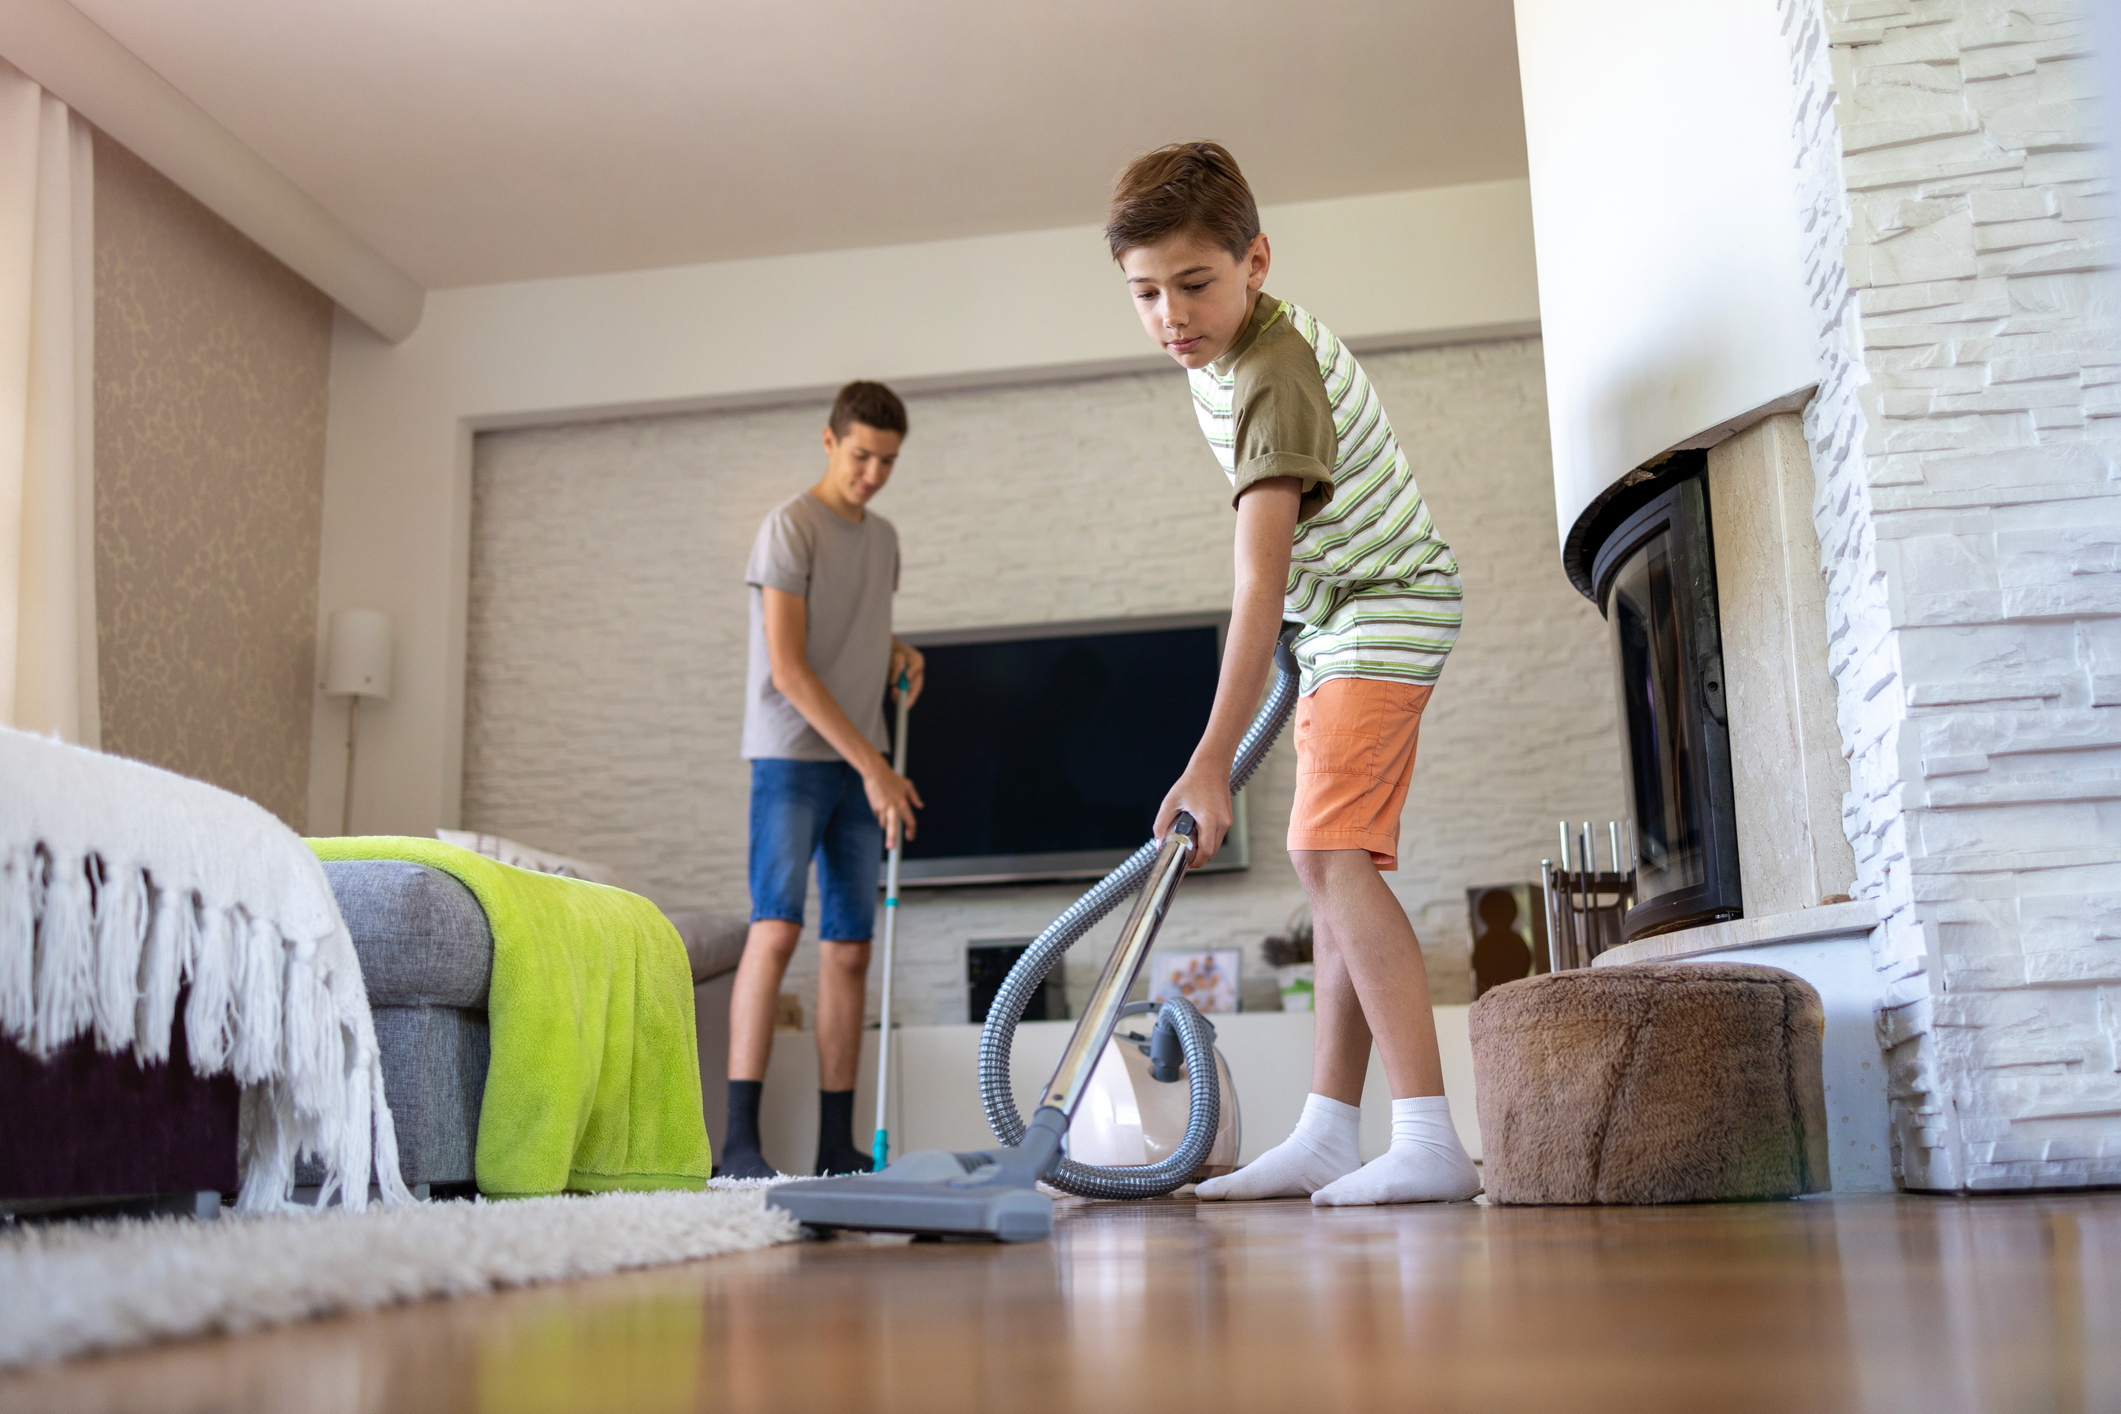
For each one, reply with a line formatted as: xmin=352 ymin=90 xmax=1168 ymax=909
xmin=747 ymin=758 xmax=883 ymax=941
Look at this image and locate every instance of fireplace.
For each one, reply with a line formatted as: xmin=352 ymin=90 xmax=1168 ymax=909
xmin=1589 ymin=464 xmax=1743 ymax=940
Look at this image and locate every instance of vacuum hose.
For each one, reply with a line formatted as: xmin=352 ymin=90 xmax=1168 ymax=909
xmin=978 ymin=627 xmax=1302 ymax=1198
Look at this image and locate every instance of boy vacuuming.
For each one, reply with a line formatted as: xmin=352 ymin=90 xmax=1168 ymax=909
xmin=1112 ymin=142 xmax=1479 ymax=1205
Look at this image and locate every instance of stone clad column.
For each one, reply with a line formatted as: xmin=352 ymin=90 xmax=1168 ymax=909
xmin=1780 ymin=0 xmax=2121 ymax=1191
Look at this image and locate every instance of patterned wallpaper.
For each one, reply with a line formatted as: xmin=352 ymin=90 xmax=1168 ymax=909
xmin=91 ymin=132 xmax=332 ymax=828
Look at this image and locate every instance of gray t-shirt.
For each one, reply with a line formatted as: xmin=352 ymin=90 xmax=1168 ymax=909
xmin=741 ymin=491 xmax=900 ymax=761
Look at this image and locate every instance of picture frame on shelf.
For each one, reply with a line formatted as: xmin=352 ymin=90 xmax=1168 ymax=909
xmin=1148 ymin=949 xmax=1241 ymax=1015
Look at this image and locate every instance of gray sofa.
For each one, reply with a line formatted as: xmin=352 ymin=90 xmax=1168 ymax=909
xmin=314 ymin=860 xmax=747 ymax=1191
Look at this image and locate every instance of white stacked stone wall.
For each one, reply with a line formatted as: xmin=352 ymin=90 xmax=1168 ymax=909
xmin=463 ymin=339 xmax=1624 ymax=1026
xmin=1780 ymin=0 xmax=2121 ymax=1188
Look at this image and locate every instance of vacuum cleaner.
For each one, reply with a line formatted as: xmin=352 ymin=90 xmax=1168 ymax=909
xmin=768 ymin=627 xmax=1300 ymax=1242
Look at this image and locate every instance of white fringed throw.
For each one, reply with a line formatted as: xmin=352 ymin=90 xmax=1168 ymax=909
xmin=0 ymin=728 xmax=410 ymax=1213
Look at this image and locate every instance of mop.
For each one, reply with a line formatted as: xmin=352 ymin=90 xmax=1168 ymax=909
xmin=871 ymin=669 xmax=911 ymax=1172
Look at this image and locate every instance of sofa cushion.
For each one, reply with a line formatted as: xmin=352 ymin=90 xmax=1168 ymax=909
xmin=665 ymin=909 xmax=748 ymax=983
xmin=295 ymin=1003 xmax=486 ymax=1190
xmin=326 ymin=862 xmax=747 ymax=1006
xmin=324 ymin=861 xmax=494 ymax=1009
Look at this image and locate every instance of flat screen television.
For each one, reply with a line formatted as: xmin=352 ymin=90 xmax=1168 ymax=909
xmin=891 ymin=613 xmax=1247 ymax=886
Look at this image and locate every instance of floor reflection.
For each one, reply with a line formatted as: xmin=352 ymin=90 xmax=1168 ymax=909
xmin=2 ymin=1194 xmax=2118 ymax=1414
xmin=473 ymin=1295 xmax=703 ymax=1414
xmin=1835 ymin=1198 xmax=2121 ymax=1414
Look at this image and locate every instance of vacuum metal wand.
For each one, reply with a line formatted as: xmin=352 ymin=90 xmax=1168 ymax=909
xmin=872 ymin=672 xmax=911 ymax=1172
xmin=1036 ymin=814 xmax=1195 ymax=1121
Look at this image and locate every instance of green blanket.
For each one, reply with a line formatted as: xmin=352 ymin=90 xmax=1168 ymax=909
xmin=310 ymin=837 xmax=711 ymax=1196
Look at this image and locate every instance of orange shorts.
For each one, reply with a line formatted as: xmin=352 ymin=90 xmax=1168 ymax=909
xmin=1287 ymin=677 xmax=1434 ymax=871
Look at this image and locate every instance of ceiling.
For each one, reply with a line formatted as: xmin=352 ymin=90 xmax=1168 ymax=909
xmin=70 ymin=0 xmax=1527 ymax=291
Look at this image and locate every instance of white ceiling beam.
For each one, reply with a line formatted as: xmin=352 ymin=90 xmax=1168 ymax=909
xmin=0 ymin=0 xmax=422 ymax=341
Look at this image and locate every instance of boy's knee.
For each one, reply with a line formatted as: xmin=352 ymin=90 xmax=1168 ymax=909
xmin=819 ymin=939 xmax=872 ymax=975
xmin=1289 ymin=847 xmax=1371 ymax=893
xmin=1289 ymin=848 xmax=1341 ymax=892
xmin=744 ymin=919 xmax=803 ymax=962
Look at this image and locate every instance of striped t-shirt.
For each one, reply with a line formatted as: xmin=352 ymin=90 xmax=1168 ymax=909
xmin=1188 ymin=294 xmax=1463 ymax=693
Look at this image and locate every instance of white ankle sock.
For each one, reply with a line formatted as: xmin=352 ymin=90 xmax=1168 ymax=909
xmin=1311 ymin=1096 xmax=1481 ymax=1206
xmin=1195 ymin=1093 xmax=1361 ymax=1200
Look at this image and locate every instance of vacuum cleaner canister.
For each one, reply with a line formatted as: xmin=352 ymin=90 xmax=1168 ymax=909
xmin=1069 ymin=1031 xmax=1240 ymax=1179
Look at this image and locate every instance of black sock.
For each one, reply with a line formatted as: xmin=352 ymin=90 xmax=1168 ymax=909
xmin=726 ymin=1079 xmax=764 ymax=1156
xmin=816 ymin=1089 xmax=869 ymax=1174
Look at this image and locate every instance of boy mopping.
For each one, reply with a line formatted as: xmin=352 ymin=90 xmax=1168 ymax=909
xmin=1115 ymin=143 xmax=1480 ymax=1206
xmin=719 ymin=381 xmax=925 ymax=1181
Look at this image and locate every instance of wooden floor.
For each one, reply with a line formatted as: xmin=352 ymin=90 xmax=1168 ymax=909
xmin=6 ymin=1191 xmax=2119 ymax=1413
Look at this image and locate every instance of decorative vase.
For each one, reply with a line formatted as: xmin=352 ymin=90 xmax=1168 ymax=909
xmin=1274 ymin=963 xmax=1315 ymax=1012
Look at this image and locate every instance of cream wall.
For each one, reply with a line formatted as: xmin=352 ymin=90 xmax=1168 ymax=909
xmin=463 ymin=339 xmax=1621 ymax=1020
xmin=1513 ymin=0 xmax=1821 ymax=548
xmin=308 ymin=180 xmax=1542 ymax=838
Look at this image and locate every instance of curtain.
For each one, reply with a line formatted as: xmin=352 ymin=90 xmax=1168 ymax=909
xmin=0 ymin=57 xmax=95 ymax=746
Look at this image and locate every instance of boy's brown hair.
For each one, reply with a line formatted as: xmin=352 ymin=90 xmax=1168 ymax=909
xmin=828 ymin=380 xmax=909 ymax=438
xmin=1105 ymin=142 xmax=1261 ymax=263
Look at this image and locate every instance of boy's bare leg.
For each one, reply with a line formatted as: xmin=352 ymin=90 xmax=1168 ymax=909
xmin=811 ymin=939 xmax=875 ymax=1174
xmin=1308 ymin=907 xmax=1374 ymax=1105
xmin=1297 ymin=849 xmax=1479 ymax=1206
xmin=814 ymin=940 xmax=872 ymax=1091
xmin=720 ymin=919 xmax=802 ymax=1177
xmin=729 ymin=920 xmax=802 ymax=1081
xmin=1299 ymin=849 xmax=1445 ymax=1098
xmin=1198 ymin=850 xmax=1394 ymax=1201
xmin=729 ymin=919 xmax=802 ymax=1081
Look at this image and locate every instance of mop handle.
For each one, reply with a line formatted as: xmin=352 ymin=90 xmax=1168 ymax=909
xmin=872 ymin=670 xmax=911 ymax=1171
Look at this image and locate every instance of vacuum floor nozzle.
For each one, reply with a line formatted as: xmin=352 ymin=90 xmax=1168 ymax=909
xmin=768 ymin=1111 xmax=1064 ymax=1241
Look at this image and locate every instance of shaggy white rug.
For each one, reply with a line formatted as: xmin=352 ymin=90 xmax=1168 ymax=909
xmin=0 ymin=1183 xmax=797 ymax=1368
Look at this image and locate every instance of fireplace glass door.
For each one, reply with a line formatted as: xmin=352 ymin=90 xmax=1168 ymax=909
xmin=1612 ymin=527 xmax=1707 ymax=897
xmin=1595 ymin=473 xmax=1742 ymax=940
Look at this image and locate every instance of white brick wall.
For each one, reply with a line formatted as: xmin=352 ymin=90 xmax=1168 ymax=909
xmin=465 ymin=338 xmax=1623 ymax=1026
xmin=1780 ymin=0 xmax=2121 ymax=1188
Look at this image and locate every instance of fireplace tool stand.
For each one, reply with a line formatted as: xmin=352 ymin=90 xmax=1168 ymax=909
xmin=1542 ymin=821 xmax=1637 ymax=971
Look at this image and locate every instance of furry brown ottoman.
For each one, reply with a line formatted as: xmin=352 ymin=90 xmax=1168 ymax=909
xmin=1470 ymin=962 xmax=1830 ymax=1204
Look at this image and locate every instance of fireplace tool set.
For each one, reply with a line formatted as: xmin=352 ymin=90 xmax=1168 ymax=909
xmin=1542 ymin=821 xmax=1637 ymax=971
